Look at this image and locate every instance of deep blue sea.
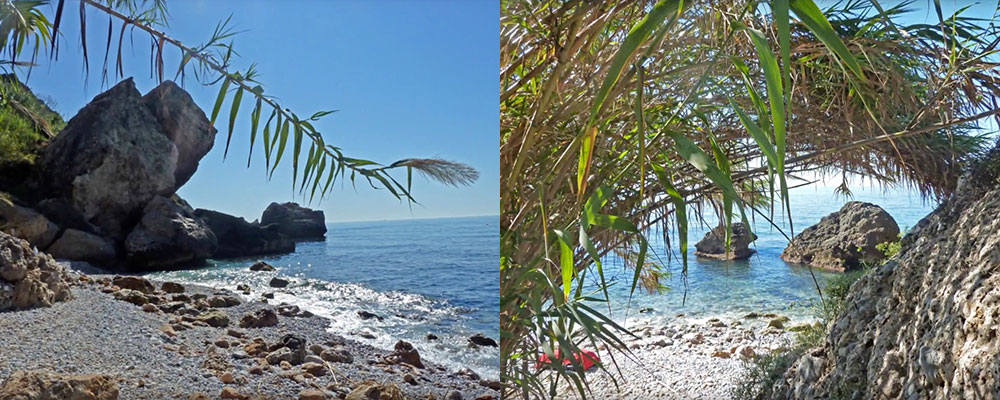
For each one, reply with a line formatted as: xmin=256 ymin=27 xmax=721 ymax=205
xmin=595 ymin=184 xmax=936 ymax=325
xmin=148 ymin=215 xmax=499 ymax=378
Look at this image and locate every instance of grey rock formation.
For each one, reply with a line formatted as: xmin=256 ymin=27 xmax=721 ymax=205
xmin=47 ymin=229 xmax=117 ymax=264
xmin=0 ymin=231 xmax=73 ymax=311
xmin=694 ymin=223 xmax=757 ymax=260
xmin=0 ymin=196 xmax=59 ymax=249
xmin=38 ymin=78 xmax=178 ymax=239
xmin=124 ymin=196 xmax=217 ymax=270
xmin=780 ymin=201 xmax=899 ymax=272
xmin=260 ymin=202 xmax=327 ymax=239
xmin=772 ymin=151 xmax=1000 ymax=399
xmin=142 ymin=80 xmax=216 ymax=188
xmin=194 ymin=209 xmax=294 ymax=258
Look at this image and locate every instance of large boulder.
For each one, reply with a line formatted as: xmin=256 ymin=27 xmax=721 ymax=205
xmin=771 ymin=152 xmax=1000 ymax=399
xmin=0 ymin=231 xmax=73 ymax=311
xmin=38 ymin=78 xmax=178 ymax=239
xmin=0 ymin=196 xmax=59 ymax=249
xmin=142 ymin=80 xmax=216 ymax=188
xmin=0 ymin=371 xmax=119 ymax=400
xmin=260 ymin=202 xmax=327 ymax=239
xmin=46 ymin=229 xmax=117 ymax=264
xmin=194 ymin=209 xmax=294 ymax=258
xmin=780 ymin=201 xmax=899 ymax=272
xmin=124 ymin=195 xmax=217 ymax=269
xmin=694 ymin=223 xmax=757 ymax=260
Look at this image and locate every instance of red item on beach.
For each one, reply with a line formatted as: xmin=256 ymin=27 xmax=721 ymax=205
xmin=536 ymin=349 xmax=600 ymax=370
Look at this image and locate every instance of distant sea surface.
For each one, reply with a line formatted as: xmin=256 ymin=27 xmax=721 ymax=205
xmin=148 ymin=215 xmax=499 ymax=378
xmin=596 ymin=185 xmax=936 ymax=325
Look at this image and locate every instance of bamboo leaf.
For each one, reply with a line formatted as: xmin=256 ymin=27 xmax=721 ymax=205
xmin=270 ymin=118 xmax=289 ymax=179
xmin=209 ymin=77 xmax=230 ymax=126
xmin=553 ymin=229 xmax=574 ymax=302
xmin=247 ymin=98 xmax=261 ymax=168
xmin=668 ymin=131 xmax=752 ymax=235
xmin=224 ymin=86 xmax=244 ymax=159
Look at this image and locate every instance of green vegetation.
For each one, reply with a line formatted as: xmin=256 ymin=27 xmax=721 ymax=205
xmin=502 ymin=0 xmax=999 ymax=397
xmin=0 ymin=75 xmax=64 ymax=164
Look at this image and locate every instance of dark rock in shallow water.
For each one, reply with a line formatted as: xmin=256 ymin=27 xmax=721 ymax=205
xmin=468 ymin=334 xmax=498 ymax=348
xmin=780 ymin=201 xmax=899 ymax=272
xmin=125 ymin=196 xmax=217 ymax=270
xmin=0 ymin=231 xmax=73 ymax=311
xmin=694 ymin=223 xmax=757 ymax=260
xmin=260 ymin=202 xmax=327 ymax=239
xmin=249 ymin=260 xmax=276 ymax=271
xmin=268 ymin=277 xmax=289 ymax=288
xmin=357 ymin=310 xmax=383 ymax=321
xmin=142 ymin=80 xmax=216 ymax=188
xmin=38 ymin=78 xmax=178 ymax=239
xmin=194 ymin=209 xmax=294 ymax=258
xmin=47 ymin=229 xmax=117 ymax=264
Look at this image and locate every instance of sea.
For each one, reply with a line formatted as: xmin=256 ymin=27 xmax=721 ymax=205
xmin=591 ymin=184 xmax=936 ymax=327
xmin=147 ymin=215 xmax=499 ymax=378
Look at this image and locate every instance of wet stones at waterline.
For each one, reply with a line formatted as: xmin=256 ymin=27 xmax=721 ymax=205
xmin=780 ymin=201 xmax=899 ymax=272
xmin=694 ymin=223 xmax=757 ymax=260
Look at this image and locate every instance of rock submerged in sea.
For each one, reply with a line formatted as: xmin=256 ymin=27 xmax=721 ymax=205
xmin=249 ymin=260 xmax=276 ymax=271
xmin=780 ymin=201 xmax=899 ymax=272
xmin=468 ymin=333 xmax=498 ymax=348
xmin=694 ymin=223 xmax=757 ymax=260
xmin=260 ymin=202 xmax=327 ymax=239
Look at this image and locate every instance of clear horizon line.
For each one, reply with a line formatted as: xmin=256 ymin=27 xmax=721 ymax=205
xmin=326 ymin=213 xmax=499 ymax=224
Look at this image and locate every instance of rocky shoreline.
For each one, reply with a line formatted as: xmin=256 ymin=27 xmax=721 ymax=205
xmin=556 ymin=315 xmax=809 ymax=400
xmin=0 ymin=264 xmax=499 ymax=400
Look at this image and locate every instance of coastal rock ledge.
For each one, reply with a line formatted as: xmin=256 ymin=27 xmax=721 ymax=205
xmin=780 ymin=201 xmax=899 ymax=272
xmin=261 ymin=202 xmax=327 ymax=239
xmin=772 ymin=150 xmax=1000 ymax=399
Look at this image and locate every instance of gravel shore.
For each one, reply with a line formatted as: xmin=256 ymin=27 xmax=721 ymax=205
xmin=556 ymin=316 xmax=805 ymax=400
xmin=0 ymin=271 xmax=498 ymax=400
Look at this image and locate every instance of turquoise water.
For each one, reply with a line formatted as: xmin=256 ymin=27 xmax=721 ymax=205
xmin=595 ymin=184 xmax=935 ymax=324
xmin=148 ymin=215 xmax=499 ymax=378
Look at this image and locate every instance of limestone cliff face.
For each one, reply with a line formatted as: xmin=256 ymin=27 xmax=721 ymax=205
xmin=773 ymin=151 xmax=1000 ymax=399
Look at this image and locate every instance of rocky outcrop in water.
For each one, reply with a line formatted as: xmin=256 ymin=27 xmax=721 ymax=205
xmin=124 ymin=196 xmax=217 ymax=269
xmin=0 ymin=231 xmax=73 ymax=311
xmin=772 ymin=151 xmax=1000 ymax=399
xmin=194 ymin=209 xmax=294 ymax=258
xmin=780 ymin=201 xmax=899 ymax=272
xmin=694 ymin=223 xmax=757 ymax=260
xmin=260 ymin=202 xmax=327 ymax=239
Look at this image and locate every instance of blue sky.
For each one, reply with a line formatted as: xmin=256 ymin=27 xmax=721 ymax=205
xmin=23 ymin=0 xmax=497 ymax=222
